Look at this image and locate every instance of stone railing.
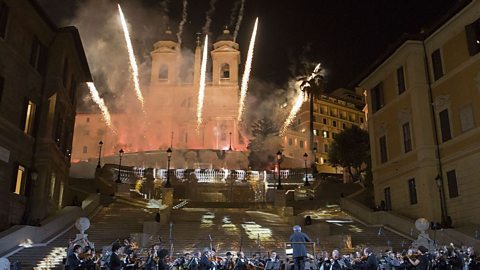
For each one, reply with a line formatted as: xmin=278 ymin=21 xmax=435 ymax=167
xmin=0 ymin=193 xmax=101 ymax=257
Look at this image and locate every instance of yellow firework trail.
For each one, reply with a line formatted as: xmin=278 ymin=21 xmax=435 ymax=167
xmin=237 ymin=17 xmax=258 ymax=122
xmin=197 ymin=35 xmax=209 ymax=129
xmin=280 ymin=91 xmax=306 ymax=136
xmin=118 ymin=4 xmax=144 ymax=109
xmin=87 ymin=82 xmax=116 ymax=134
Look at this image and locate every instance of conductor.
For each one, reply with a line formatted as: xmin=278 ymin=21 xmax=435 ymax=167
xmin=289 ymin=225 xmax=311 ymax=270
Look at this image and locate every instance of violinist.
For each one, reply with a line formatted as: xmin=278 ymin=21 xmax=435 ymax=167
xmin=235 ymin=252 xmax=248 ymax=270
xmin=67 ymin=245 xmax=83 ymax=270
xmin=249 ymin=254 xmax=265 ymax=270
xmin=144 ymin=247 xmax=158 ymax=270
xmin=109 ymin=243 xmax=123 ymax=270
xmin=82 ymin=246 xmax=96 ymax=270
xmin=466 ymin=247 xmax=479 ymax=270
xmin=187 ymin=251 xmax=201 ymax=270
xmin=223 ymin=252 xmax=235 ymax=270
xmin=406 ymin=246 xmax=429 ymax=270
xmin=200 ymin=248 xmax=216 ymax=270
xmin=363 ymin=247 xmax=379 ymax=270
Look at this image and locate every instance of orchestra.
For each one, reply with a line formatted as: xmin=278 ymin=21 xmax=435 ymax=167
xmin=62 ymin=240 xmax=479 ymax=270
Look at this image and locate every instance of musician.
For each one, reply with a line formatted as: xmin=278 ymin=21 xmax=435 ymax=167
xmin=289 ymin=225 xmax=312 ymax=270
xmin=235 ymin=252 xmax=249 ymax=270
xmin=265 ymin=252 xmax=281 ymax=270
xmin=144 ymin=248 xmax=157 ymax=270
xmin=407 ymin=246 xmax=429 ymax=270
xmin=157 ymin=249 xmax=170 ymax=270
xmin=466 ymin=247 xmax=479 ymax=270
xmin=82 ymin=246 xmax=96 ymax=270
xmin=67 ymin=244 xmax=83 ymax=270
xmin=250 ymin=254 xmax=265 ymax=270
xmin=222 ymin=252 xmax=235 ymax=270
xmin=187 ymin=252 xmax=201 ymax=270
xmin=200 ymin=248 xmax=216 ymax=270
xmin=363 ymin=248 xmax=379 ymax=270
xmin=110 ymin=244 xmax=123 ymax=270
xmin=331 ymin=250 xmax=349 ymax=270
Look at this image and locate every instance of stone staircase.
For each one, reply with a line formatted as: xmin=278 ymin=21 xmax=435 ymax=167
xmin=7 ymin=200 xmax=152 ymax=269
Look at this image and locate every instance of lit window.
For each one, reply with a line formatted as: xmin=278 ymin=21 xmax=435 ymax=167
xmin=322 ymin=131 xmax=329 ymax=138
xmin=13 ymin=165 xmax=26 ymax=195
xmin=23 ymin=99 xmax=36 ymax=135
xmin=313 ymin=129 xmax=319 ymax=136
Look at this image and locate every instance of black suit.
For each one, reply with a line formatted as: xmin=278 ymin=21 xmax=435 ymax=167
xmin=67 ymin=253 xmax=82 ymax=270
xmin=110 ymin=252 xmax=123 ymax=270
xmin=365 ymin=254 xmax=378 ymax=270
xmin=200 ymin=254 xmax=216 ymax=270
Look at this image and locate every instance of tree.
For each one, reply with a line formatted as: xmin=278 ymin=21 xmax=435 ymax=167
xmin=247 ymin=117 xmax=282 ymax=170
xmin=328 ymin=125 xmax=370 ymax=183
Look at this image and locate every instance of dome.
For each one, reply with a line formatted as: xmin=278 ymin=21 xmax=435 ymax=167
xmin=216 ymin=26 xmax=234 ymax=42
xmin=160 ymin=27 xmax=177 ymax=42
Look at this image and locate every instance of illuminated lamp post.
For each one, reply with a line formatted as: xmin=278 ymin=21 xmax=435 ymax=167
xmin=165 ymin=147 xmax=172 ymax=188
xmin=116 ymin=149 xmax=124 ymax=183
xmin=303 ymin=152 xmax=310 ymax=186
xmin=229 ymin=132 xmax=233 ymax=151
xmin=276 ymin=150 xmax=283 ymax=190
xmin=97 ymin=141 xmax=103 ymax=168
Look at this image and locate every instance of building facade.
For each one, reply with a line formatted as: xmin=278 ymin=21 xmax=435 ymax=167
xmin=0 ymin=0 xmax=91 ymax=229
xmin=282 ymin=89 xmax=365 ymax=175
xmin=71 ymin=28 xmax=245 ymax=163
xmin=360 ymin=0 xmax=480 ymax=226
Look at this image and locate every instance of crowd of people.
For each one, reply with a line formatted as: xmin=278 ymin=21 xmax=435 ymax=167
xmin=63 ymin=226 xmax=479 ymax=270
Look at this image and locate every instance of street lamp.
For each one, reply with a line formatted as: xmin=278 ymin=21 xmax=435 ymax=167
xmin=165 ymin=147 xmax=172 ymax=188
xmin=228 ymin=132 xmax=233 ymax=151
xmin=303 ymin=153 xmax=310 ymax=186
xmin=276 ymin=150 xmax=283 ymax=190
xmin=116 ymin=149 xmax=124 ymax=183
xmin=97 ymin=141 xmax=103 ymax=168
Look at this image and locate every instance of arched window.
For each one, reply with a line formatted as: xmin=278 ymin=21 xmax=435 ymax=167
xmin=220 ymin=63 xmax=230 ymax=79
xmin=159 ymin=64 xmax=168 ymax=80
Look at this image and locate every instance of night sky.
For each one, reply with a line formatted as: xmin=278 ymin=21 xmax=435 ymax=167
xmin=38 ymin=0 xmax=457 ymax=91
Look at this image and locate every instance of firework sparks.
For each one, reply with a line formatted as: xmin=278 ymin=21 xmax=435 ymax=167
xmin=279 ymin=63 xmax=325 ymax=135
xmin=279 ymin=90 xmax=306 ymax=136
xmin=197 ymin=35 xmax=209 ymax=129
xmin=87 ymin=82 xmax=116 ymax=134
xmin=177 ymin=0 xmax=188 ymax=47
xmin=202 ymin=0 xmax=217 ymax=34
xmin=118 ymin=4 xmax=144 ymax=109
xmin=233 ymin=0 xmax=245 ymax=42
xmin=237 ymin=17 xmax=259 ymax=123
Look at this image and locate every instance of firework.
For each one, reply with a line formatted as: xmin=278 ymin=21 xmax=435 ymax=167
xmin=279 ymin=90 xmax=305 ymax=136
xmin=177 ymin=0 xmax=188 ymax=47
xmin=237 ymin=17 xmax=259 ymax=123
xmin=233 ymin=0 xmax=245 ymax=42
xmin=197 ymin=35 xmax=209 ymax=129
xmin=279 ymin=63 xmax=324 ymax=135
xmin=86 ymin=82 xmax=116 ymax=134
xmin=118 ymin=4 xmax=144 ymax=109
xmin=202 ymin=0 xmax=217 ymax=34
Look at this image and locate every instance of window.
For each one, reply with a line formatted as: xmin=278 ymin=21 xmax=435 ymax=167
xmin=465 ymin=19 xmax=480 ymax=56
xmin=432 ymin=49 xmax=444 ymax=81
xmin=86 ymin=117 xmax=90 ymax=123
xmin=408 ymin=178 xmax=418 ymax=205
xmin=332 ymin=132 xmax=337 ymax=139
xmin=439 ymin=109 xmax=452 ymax=142
xmin=460 ymin=105 xmax=475 ymax=132
xmin=322 ymin=130 xmax=329 ymax=138
xmin=288 ymin=138 xmax=293 ymax=146
xmin=82 ymin=146 xmax=88 ymax=153
xmin=299 ymin=140 xmax=304 ymax=148
xmin=402 ymin=122 xmax=412 ymax=153
xmin=22 ymin=99 xmax=36 ymax=136
xmin=333 ymin=120 xmax=337 ymax=127
xmin=397 ymin=66 xmax=406 ymax=94
xmin=384 ymin=187 xmax=392 ymax=210
xmin=12 ymin=165 xmax=26 ymax=195
xmin=379 ymin=135 xmax=388 ymax=163
xmin=30 ymin=37 xmax=48 ymax=75
xmin=324 ymin=144 xmax=328 ymax=153
xmin=446 ymin=170 xmax=459 ymax=198
xmin=220 ymin=63 xmax=230 ymax=79
xmin=371 ymin=82 xmax=384 ymax=113
xmin=159 ymin=64 xmax=168 ymax=80
xmin=313 ymin=129 xmax=319 ymax=136
xmin=0 ymin=1 xmax=9 ymax=39
xmin=342 ymin=123 xmax=346 ymax=129
xmin=360 ymin=117 xmax=364 ymax=123
xmin=323 ymin=118 xmax=327 ymax=125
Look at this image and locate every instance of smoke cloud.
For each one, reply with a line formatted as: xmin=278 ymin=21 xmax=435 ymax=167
xmin=202 ymin=0 xmax=217 ymax=34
